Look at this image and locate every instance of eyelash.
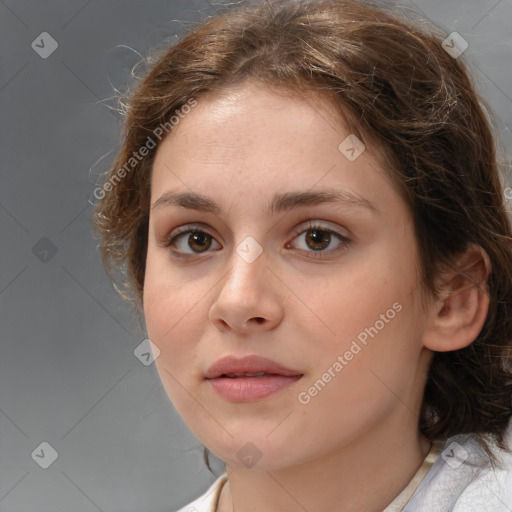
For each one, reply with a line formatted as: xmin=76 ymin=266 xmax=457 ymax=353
xmin=163 ymin=221 xmax=352 ymax=260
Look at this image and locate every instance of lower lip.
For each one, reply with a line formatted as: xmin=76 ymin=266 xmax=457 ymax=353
xmin=207 ymin=375 xmax=303 ymax=402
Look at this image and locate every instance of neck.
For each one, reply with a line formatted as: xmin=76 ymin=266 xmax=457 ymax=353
xmin=217 ymin=418 xmax=431 ymax=512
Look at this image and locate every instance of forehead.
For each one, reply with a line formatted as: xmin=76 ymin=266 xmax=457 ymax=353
xmin=157 ymin=83 xmax=340 ymax=156
xmin=150 ymin=80 xmax=395 ymax=212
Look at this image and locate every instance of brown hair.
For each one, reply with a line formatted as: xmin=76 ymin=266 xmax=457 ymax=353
xmin=92 ymin=0 xmax=512 ymax=465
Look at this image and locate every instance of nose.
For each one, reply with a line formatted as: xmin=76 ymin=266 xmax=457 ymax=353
xmin=209 ymin=244 xmax=284 ymax=333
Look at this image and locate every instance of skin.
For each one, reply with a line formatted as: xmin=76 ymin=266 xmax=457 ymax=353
xmin=143 ymin=79 xmax=490 ymax=512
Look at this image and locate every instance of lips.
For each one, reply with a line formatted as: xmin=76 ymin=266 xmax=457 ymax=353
xmin=204 ymin=355 xmax=303 ymax=379
xmin=205 ymin=355 xmax=304 ymax=402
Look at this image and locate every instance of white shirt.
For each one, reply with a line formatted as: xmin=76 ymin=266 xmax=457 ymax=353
xmin=175 ymin=433 xmax=512 ymax=512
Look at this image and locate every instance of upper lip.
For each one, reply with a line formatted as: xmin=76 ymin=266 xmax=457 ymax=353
xmin=204 ymin=355 xmax=303 ymax=379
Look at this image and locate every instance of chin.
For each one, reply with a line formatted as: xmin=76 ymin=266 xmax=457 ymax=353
xmin=203 ymin=434 xmax=314 ymax=472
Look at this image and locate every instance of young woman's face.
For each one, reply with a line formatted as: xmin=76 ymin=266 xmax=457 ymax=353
xmin=144 ymin=80 xmax=433 ymax=470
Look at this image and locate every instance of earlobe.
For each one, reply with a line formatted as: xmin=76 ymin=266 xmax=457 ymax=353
xmin=423 ymin=244 xmax=492 ymax=352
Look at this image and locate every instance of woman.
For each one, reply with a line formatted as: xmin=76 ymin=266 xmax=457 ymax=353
xmin=92 ymin=0 xmax=512 ymax=510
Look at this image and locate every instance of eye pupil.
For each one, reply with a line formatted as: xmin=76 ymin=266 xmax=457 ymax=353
xmin=306 ymin=229 xmax=331 ymax=251
xmin=189 ymin=232 xmax=211 ymax=252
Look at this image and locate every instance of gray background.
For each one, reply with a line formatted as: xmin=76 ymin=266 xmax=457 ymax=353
xmin=1 ymin=1 xmax=511 ymax=511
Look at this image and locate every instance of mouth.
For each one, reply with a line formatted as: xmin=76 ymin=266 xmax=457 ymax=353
xmin=204 ymin=355 xmax=304 ymax=402
xmin=204 ymin=355 xmax=303 ymax=379
xmin=206 ymin=373 xmax=303 ymax=402
xmin=220 ymin=372 xmax=291 ymax=378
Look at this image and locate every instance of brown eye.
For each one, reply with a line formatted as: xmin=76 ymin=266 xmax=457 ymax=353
xmin=165 ymin=228 xmax=221 ymax=255
xmin=288 ymin=221 xmax=352 ymax=259
xmin=187 ymin=232 xmax=212 ymax=252
xmin=305 ymin=229 xmax=332 ymax=251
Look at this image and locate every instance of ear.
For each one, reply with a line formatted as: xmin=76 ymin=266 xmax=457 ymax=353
xmin=423 ymin=244 xmax=492 ymax=352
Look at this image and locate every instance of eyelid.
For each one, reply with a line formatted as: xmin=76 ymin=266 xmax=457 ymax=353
xmin=162 ymin=223 xmax=220 ymax=252
xmin=162 ymin=222 xmax=217 ymax=245
xmin=291 ymin=219 xmax=348 ymax=237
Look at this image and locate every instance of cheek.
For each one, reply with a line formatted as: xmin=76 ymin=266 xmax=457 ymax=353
xmin=290 ymin=242 xmax=421 ymax=393
xmin=143 ymin=260 xmax=207 ymax=381
xmin=291 ymin=255 xmax=413 ymax=352
xmin=143 ymin=282 xmax=207 ymax=416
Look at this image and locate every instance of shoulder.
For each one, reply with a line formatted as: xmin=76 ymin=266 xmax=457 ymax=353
xmin=448 ymin=434 xmax=512 ymax=511
xmin=174 ymin=473 xmax=228 ymax=512
xmin=404 ymin=433 xmax=512 ymax=512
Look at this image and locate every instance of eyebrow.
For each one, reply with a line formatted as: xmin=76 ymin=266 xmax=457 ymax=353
xmin=151 ymin=188 xmax=378 ymax=215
